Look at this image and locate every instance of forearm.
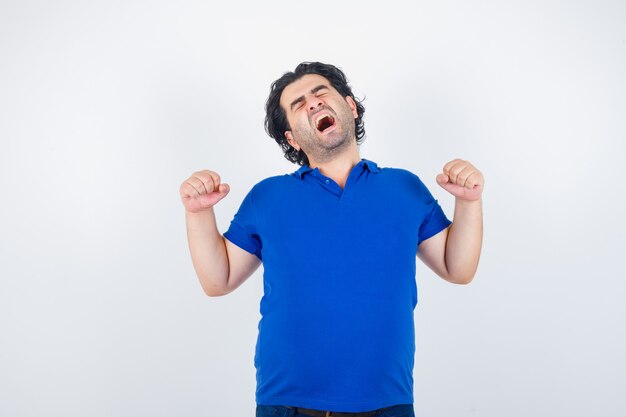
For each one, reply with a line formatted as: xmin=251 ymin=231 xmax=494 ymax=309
xmin=185 ymin=209 xmax=230 ymax=296
xmin=445 ymin=198 xmax=483 ymax=284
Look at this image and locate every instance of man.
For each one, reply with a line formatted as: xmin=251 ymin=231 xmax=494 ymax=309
xmin=180 ymin=62 xmax=484 ymax=417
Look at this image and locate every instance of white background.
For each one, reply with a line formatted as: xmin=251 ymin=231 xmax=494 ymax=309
xmin=1 ymin=1 xmax=625 ymax=416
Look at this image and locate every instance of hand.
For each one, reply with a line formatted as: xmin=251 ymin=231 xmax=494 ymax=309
xmin=179 ymin=170 xmax=230 ymax=213
xmin=436 ymin=159 xmax=484 ymax=201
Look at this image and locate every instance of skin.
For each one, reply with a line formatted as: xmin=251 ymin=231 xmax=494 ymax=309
xmin=421 ymin=159 xmax=483 ymax=284
xmin=281 ymin=74 xmax=363 ymax=189
xmin=180 ymin=73 xmax=484 ymax=296
xmin=281 ymin=74 xmax=358 ymax=164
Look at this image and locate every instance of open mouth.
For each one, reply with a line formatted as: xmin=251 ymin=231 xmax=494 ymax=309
xmin=315 ymin=114 xmax=336 ymax=133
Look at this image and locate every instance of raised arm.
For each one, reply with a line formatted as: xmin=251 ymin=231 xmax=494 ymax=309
xmin=417 ymin=159 xmax=484 ymax=285
xmin=180 ymin=170 xmax=261 ymax=296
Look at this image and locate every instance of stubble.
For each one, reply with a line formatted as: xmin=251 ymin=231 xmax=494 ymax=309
xmin=291 ymin=102 xmax=357 ymax=164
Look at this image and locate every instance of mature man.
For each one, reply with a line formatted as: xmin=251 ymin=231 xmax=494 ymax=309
xmin=180 ymin=62 xmax=484 ymax=417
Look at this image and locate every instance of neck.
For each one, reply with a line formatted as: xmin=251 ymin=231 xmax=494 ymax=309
xmin=308 ymin=142 xmax=361 ymax=189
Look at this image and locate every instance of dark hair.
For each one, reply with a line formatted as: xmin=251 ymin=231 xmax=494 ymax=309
xmin=264 ymin=62 xmax=366 ymax=166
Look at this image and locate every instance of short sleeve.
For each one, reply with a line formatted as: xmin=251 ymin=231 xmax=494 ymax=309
xmin=223 ymin=188 xmax=263 ymax=260
xmin=415 ymin=177 xmax=452 ymax=246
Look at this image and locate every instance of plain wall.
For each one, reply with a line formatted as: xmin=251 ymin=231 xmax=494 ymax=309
xmin=1 ymin=1 xmax=625 ymax=416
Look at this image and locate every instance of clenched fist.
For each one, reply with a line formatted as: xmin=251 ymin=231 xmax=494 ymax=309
xmin=436 ymin=159 xmax=484 ymax=201
xmin=179 ymin=170 xmax=230 ymax=213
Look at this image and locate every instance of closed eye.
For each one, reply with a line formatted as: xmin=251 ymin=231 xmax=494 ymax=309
xmin=289 ymin=85 xmax=331 ymax=112
xmin=315 ymin=89 xmax=329 ymax=97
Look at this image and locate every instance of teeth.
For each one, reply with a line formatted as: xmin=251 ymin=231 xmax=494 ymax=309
xmin=315 ymin=114 xmax=333 ymax=131
xmin=315 ymin=114 xmax=330 ymax=125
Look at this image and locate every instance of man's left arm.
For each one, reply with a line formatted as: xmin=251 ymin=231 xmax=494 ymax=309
xmin=417 ymin=159 xmax=484 ymax=285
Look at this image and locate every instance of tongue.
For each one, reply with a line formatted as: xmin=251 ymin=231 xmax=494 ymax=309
xmin=317 ymin=116 xmax=335 ymax=132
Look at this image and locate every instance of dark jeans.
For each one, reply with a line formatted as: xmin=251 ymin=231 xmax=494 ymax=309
xmin=256 ymin=404 xmax=415 ymax=417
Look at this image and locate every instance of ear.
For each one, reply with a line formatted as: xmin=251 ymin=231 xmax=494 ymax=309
xmin=345 ymin=96 xmax=358 ymax=119
xmin=285 ymin=131 xmax=300 ymax=151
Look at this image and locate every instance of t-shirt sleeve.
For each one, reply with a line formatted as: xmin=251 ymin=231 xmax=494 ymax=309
xmin=415 ymin=176 xmax=452 ymax=246
xmin=223 ymin=187 xmax=263 ymax=260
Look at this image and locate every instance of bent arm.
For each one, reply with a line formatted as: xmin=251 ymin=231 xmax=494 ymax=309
xmin=185 ymin=209 xmax=261 ymax=296
xmin=418 ymin=198 xmax=483 ymax=284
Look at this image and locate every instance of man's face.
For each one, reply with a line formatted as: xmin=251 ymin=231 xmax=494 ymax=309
xmin=279 ymin=74 xmax=358 ymax=163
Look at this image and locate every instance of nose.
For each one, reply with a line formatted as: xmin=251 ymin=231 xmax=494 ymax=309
xmin=306 ymin=95 xmax=324 ymax=111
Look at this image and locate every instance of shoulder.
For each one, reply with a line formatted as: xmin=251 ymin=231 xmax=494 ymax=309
xmin=377 ymin=165 xmax=426 ymax=186
xmin=245 ymin=173 xmax=298 ymax=207
xmin=374 ymin=164 xmax=437 ymax=202
xmin=251 ymin=173 xmax=296 ymax=192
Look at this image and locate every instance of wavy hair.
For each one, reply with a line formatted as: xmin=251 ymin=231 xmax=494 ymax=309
xmin=264 ymin=62 xmax=366 ymax=166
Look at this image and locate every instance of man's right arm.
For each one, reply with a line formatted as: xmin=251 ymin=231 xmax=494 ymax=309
xmin=181 ymin=170 xmax=261 ymax=297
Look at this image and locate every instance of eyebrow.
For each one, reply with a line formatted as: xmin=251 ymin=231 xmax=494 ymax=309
xmin=289 ymin=85 xmax=330 ymax=111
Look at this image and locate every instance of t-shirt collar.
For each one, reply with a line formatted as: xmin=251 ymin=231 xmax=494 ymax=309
xmin=294 ymin=158 xmax=379 ymax=179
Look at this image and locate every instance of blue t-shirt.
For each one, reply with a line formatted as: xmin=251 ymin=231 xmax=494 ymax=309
xmin=223 ymin=159 xmax=451 ymax=412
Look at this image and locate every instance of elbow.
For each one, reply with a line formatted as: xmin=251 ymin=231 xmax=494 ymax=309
xmin=203 ymin=288 xmax=228 ymax=297
xmin=200 ymin=277 xmax=232 ymax=297
xmin=449 ymin=272 xmax=476 ymax=285
xmin=442 ymin=261 xmax=478 ymax=285
xmin=454 ymin=275 xmax=475 ymax=285
xmin=442 ymin=269 xmax=476 ymax=285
